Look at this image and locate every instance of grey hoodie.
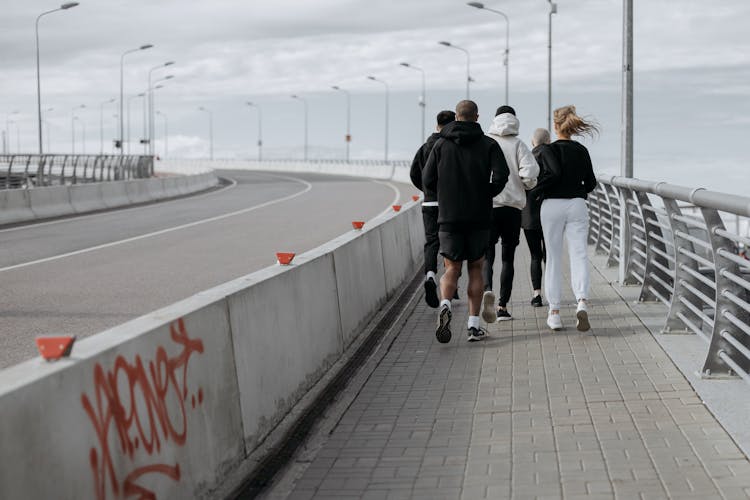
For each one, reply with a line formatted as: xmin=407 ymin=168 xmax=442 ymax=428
xmin=487 ymin=113 xmax=539 ymax=209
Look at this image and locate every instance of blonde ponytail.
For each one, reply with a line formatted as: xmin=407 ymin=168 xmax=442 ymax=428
xmin=553 ymin=105 xmax=599 ymax=139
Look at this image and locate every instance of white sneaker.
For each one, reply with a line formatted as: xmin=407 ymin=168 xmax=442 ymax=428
xmin=481 ymin=291 xmax=497 ymax=324
xmin=576 ymin=301 xmax=590 ymax=332
xmin=547 ymin=313 xmax=563 ymax=331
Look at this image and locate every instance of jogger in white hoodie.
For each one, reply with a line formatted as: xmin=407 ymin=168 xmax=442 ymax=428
xmin=480 ymin=106 xmax=539 ymax=323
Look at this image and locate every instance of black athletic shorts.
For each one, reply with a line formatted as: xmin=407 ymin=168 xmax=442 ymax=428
xmin=439 ymin=229 xmax=489 ymax=263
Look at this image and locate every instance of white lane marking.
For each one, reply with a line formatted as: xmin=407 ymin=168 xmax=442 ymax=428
xmin=0 ymin=173 xmax=313 ymax=273
xmin=0 ymin=176 xmax=240 ymax=235
xmin=372 ymin=180 xmax=402 ymax=217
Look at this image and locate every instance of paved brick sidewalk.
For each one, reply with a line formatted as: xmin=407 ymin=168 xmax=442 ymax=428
xmin=283 ymin=245 xmax=750 ymax=499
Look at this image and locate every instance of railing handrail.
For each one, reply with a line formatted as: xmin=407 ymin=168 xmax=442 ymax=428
xmin=600 ymin=174 xmax=750 ymax=217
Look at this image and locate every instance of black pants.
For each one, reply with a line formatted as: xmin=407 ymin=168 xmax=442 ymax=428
xmin=482 ymin=206 xmax=521 ymax=306
xmin=422 ymin=206 xmax=439 ymax=273
xmin=523 ymin=228 xmax=546 ymax=290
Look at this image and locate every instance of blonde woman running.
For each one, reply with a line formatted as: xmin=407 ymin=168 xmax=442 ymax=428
xmin=531 ymin=106 xmax=598 ymax=332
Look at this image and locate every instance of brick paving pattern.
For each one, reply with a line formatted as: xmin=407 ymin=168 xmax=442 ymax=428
xmin=285 ymin=245 xmax=750 ymax=499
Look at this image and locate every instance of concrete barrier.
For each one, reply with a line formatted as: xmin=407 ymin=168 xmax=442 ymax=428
xmin=0 ymin=188 xmax=34 ymax=225
xmin=29 ymin=185 xmax=74 ymax=219
xmin=125 ymin=179 xmax=154 ymax=204
xmin=99 ymin=181 xmax=131 ymax=208
xmin=0 ymin=199 xmax=424 ymax=499
xmin=0 ymin=171 xmax=218 ymax=226
xmin=69 ymin=183 xmax=107 ymax=213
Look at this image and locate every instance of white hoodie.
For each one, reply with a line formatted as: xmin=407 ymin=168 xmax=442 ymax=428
xmin=487 ymin=113 xmax=539 ymax=209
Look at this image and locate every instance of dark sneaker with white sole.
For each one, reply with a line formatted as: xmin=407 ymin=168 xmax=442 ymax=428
xmin=467 ymin=326 xmax=487 ymax=342
xmin=496 ymin=308 xmax=512 ymax=321
xmin=530 ymin=295 xmax=543 ymax=307
xmin=424 ymin=276 xmax=439 ymax=308
xmin=436 ymin=305 xmax=452 ymax=343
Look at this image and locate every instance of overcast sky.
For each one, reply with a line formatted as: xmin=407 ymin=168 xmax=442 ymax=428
xmin=1 ymin=1 xmax=748 ymax=192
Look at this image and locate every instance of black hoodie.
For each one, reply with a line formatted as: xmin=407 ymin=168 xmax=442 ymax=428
xmin=422 ymin=121 xmax=509 ymax=231
xmin=409 ymin=132 xmax=441 ymax=199
xmin=530 ymin=139 xmax=596 ymax=201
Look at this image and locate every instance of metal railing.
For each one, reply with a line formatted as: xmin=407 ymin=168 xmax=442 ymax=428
xmin=587 ymin=175 xmax=750 ymax=383
xmin=205 ymin=158 xmax=412 ymax=167
xmin=0 ymin=154 xmax=154 ymax=189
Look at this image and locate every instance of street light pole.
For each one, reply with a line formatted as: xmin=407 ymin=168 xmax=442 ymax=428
xmin=6 ymin=111 xmax=19 ymax=153
xmin=547 ymin=1 xmax=557 ymax=132
xmin=198 ymin=106 xmax=213 ymax=160
xmin=366 ymin=76 xmax=390 ymax=163
xmin=119 ymin=44 xmax=153 ymax=155
xmin=245 ymin=102 xmax=263 ymax=161
xmin=99 ymin=98 xmax=114 ymax=154
xmin=438 ymin=41 xmax=471 ymax=99
xmin=43 ymin=107 xmax=53 ymax=152
xmin=399 ymin=63 xmax=426 ymax=143
xmin=71 ymin=104 xmax=84 ymax=153
xmin=467 ymin=2 xmax=510 ymax=104
xmin=156 ymin=110 xmax=168 ymax=158
xmin=147 ymin=62 xmax=174 ymax=156
xmin=290 ymin=95 xmax=308 ymax=161
xmin=331 ymin=87 xmax=351 ymax=162
xmin=35 ymin=2 xmax=79 ymax=155
xmin=622 ymin=0 xmax=633 ymax=178
xmin=127 ymin=93 xmax=145 ymax=154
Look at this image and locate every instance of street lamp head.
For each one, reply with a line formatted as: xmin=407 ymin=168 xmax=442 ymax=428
xmin=291 ymin=94 xmax=298 ymax=99
xmin=61 ymin=2 xmax=79 ymax=9
xmin=154 ymin=85 xmax=164 ymax=90
xmin=467 ymin=2 xmax=484 ymax=9
xmin=366 ymin=76 xmax=376 ymax=81
xmin=163 ymin=75 xmax=174 ymax=80
xmin=198 ymin=106 xmax=205 ymax=111
xmin=438 ymin=41 xmax=451 ymax=47
xmin=139 ymin=44 xmax=154 ymax=50
xmin=331 ymin=86 xmax=340 ymax=90
xmin=164 ymin=61 xmax=175 ymax=67
xmin=399 ymin=62 xmax=410 ymax=68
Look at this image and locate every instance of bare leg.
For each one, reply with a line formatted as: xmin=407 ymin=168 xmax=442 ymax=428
xmin=440 ymin=258 xmax=461 ymax=301
xmin=466 ymin=257 xmax=485 ymax=316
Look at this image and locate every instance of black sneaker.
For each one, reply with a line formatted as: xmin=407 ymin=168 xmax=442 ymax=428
xmin=467 ymin=326 xmax=487 ymax=342
xmin=436 ymin=305 xmax=452 ymax=343
xmin=424 ymin=276 xmax=439 ymax=308
xmin=496 ymin=308 xmax=512 ymax=321
xmin=530 ymin=295 xmax=543 ymax=307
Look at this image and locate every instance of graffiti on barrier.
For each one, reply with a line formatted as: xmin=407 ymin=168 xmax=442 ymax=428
xmin=81 ymin=318 xmax=205 ymax=500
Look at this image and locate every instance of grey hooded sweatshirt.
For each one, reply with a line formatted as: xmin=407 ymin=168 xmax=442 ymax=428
xmin=487 ymin=113 xmax=540 ymax=210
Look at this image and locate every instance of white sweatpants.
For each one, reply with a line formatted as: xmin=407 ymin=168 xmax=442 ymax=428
xmin=540 ymin=197 xmax=590 ymax=310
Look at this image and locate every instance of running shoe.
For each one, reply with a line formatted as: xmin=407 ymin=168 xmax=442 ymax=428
xmin=424 ymin=276 xmax=439 ymax=308
xmin=547 ymin=313 xmax=563 ymax=332
xmin=576 ymin=301 xmax=591 ymax=332
xmin=530 ymin=295 xmax=543 ymax=308
xmin=436 ymin=304 xmax=452 ymax=343
xmin=481 ymin=291 xmax=497 ymax=323
xmin=496 ymin=308 xmax=512 ymax=321
xmin=467 ymin=326 xmax=487 ymax=342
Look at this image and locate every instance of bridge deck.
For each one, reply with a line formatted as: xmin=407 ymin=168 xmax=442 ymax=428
xmin=278 ymin=243 xmax=750 ymax=500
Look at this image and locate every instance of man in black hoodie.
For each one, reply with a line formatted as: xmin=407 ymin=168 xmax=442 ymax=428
xmin=422 ymin=100 xmax=509 ymax=343
xmin=410 ymin=110 xmax=456 ymax=309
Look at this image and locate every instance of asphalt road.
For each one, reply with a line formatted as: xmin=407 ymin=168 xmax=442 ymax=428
xmin=0 ymin=170 xmax=415 ymax=369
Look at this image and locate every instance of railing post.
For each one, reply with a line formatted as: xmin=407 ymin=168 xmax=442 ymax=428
xmin=661 ymin=197 xmax=707 ymax=334
xmin=601 ymin=184 xmax=621 ymax=267
xmin=592 ymin=184 xmax=608 ymax=254
xmin=700 ymin=208 xmax=750 ymax=378
xmin=618 ymin=186 xmax=635 ymax=284
xmin=635 ymin=191 xmax=672 ymax=302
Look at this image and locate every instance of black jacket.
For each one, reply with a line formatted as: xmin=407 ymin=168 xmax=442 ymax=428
xmin=409 ymin=132 xmax=441 ymax=200
xmin=521 ymin=144 xmax=546 ymax=230
xmin=530 ymin=139 xmax=596 ymax=201
xmin=422 ymin=121 xmax=509 ymax=231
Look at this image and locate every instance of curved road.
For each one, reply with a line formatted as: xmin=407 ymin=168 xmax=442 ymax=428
xmin=0 ymin=170 xmax=416 ymax=369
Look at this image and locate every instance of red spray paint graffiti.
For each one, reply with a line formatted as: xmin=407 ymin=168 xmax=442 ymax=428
xmin=81 ymin=318 xmax=204 ymax=500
